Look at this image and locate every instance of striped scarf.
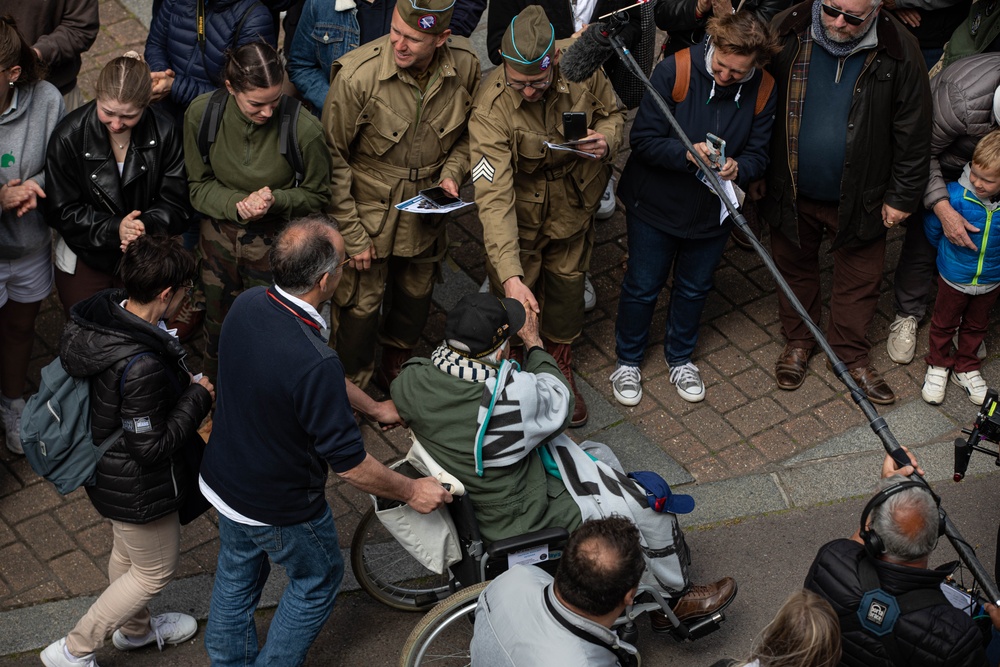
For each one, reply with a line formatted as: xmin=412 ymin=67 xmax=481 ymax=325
xmin=431 ymin=344 xmax=498 ymax=383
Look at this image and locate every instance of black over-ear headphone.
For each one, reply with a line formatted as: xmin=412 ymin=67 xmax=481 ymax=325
xmin=859 ymin=480 xmax=944 ymax=559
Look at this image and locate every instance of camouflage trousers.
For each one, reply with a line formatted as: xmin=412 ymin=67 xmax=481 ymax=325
xmin=483 ymin=223 xmax=594 ymax=344
xmin=199 ymin=218 xmax=276 ymax=381
xmin=331 ymin=237 xmax=445 ymax=388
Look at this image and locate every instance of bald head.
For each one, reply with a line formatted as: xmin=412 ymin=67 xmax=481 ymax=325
xmin=270 ymin=216 xmax=344 ymax=295
xmin=555 ymin=517 xmax=645 ymax=617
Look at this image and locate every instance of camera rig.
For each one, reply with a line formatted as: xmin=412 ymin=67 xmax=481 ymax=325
xmin=954 ymin=388 xmax=1000 ymax=482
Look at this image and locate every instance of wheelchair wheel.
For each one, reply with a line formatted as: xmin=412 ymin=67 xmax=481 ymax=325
xmin=351 ymin=506 xmax=454 ymax=611
xmin=399 ymin=581 xmax=488 ymax=667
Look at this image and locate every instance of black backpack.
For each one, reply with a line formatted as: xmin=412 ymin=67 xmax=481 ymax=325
xmin=196 ymin=88 xmax=306 ymax=187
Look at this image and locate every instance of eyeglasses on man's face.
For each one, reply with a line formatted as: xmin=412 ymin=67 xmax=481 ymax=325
xmin=821 ymin=2 xmax=879 ymax=26
xmin=504 ymin=67 xmax=553 ymax=91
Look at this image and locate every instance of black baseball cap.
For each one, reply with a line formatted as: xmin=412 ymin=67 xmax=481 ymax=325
xmin=445 ymin=293 xmax=527 ymax=358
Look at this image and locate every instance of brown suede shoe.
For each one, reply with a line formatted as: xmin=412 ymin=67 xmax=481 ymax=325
xmin=373 ymin=346 xmax=412 ymax=393
xmin=650 ymin=577 xmax=738 ymax=631
xmin=775 ymin=345 xmax=812 ymax=390
xmin=848 ymin=365 xmax=896 ymax=405
xmin=544 ymin=341 xmax=588 ymax=428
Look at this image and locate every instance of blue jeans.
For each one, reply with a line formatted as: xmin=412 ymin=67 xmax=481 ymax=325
xmin=615 ymin=214 xmax=730 ymax=367
xmin=205 ymin=509 xmax=344 ymax=667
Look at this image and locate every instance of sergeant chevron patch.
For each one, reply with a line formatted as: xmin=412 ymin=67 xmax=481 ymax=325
xmin=472 ymin=156 xmax=495 ymax=183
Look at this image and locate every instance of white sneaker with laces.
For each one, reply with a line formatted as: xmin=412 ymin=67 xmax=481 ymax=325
xmin=886 ymin=315 xmax=918 ymax=364
xmin=40 ymin=638 xmax=97 ymax=667
xmin=1 ymin=396 xmax=25 ymax=455
xmin=596 ymin=175 xmax=616 ymax=220
xmin=609 ymin=364 xmax=642 ymax=406
xmin=952 ymin=370 xmax=988 ymax=405
xmin=112 ymin=612 xmax=198 ymax=651
xmin=669 ymin=362 xmax=705 ymax=403
xmin=921 ymin=365 xmax=949 ymax=405
xmin=583 ymin=274 xmax=597 ymax=312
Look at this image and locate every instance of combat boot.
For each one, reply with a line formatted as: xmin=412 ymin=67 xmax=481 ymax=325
xmin=544 ymin=341 xmax=588 ymax=428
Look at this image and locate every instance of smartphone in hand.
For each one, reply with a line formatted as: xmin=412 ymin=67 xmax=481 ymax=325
xmin=563 ymin=112 xmax=587 ymax=143
xmin=706 ymin=133 xmax=726 ymax=169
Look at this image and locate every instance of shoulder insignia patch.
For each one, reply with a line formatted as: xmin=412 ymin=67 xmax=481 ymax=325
xmin=472 ymin=156 xmax=495 ymax=183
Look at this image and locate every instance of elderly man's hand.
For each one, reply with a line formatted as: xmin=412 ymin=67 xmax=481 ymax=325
xmin=519 ymin=306 xmax=543 ymax=350
xmin=369 ymin=399 xmax=405 ymax=430
xmin=407 ymin=477 xmax=453 ymax=513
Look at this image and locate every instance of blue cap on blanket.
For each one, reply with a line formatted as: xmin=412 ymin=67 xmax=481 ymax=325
xmin=628 ymin=471 xmax=695 ymax=514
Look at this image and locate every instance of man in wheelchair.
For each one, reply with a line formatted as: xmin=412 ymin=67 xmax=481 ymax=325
xmin=391 ymin=292 xmax=737 ymax=631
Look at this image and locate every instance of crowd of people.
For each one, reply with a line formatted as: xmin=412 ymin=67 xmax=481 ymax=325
xmin=3 ymin=0 xmax=1000 ymax=664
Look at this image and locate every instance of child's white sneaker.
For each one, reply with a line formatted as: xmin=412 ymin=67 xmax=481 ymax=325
xmin=921 ymin=366 xmax=949 ymax=405
xmin=952 ymin=370 xmax=988 ymax=405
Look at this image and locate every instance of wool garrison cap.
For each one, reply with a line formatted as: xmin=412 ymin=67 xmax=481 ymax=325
xmin=396 ymin=0 xmax=455 ymax=34
xmin=445 ymin=293 xmax=527 ymax=359
xmin=501 ymin=5 xmax=556 ymax=75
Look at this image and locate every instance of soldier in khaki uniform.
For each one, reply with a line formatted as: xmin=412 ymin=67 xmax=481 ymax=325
xmin=323 ymin=0 xmax=481 ymax=390
xmin=470 ymin=5 xmax=625 ymax=427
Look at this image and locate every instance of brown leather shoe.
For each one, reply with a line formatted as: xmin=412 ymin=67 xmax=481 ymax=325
xmin=775 ymin=345 xmax=812 ymax=390
xmin=848 ymin=365 xmax=896 ymax=405
xmin=650 ymin=577 xmax=738 ymax=631
xmin=373 ymin=346 xmax=412 ymax=393
xmin=544 ymin=341 xmax=588 ymax=428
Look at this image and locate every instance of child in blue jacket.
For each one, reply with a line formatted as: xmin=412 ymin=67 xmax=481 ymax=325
xmin=922 ymin=130 xmax=1000 ymax=406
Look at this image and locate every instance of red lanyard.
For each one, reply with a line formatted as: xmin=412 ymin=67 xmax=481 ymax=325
xmin=266 ymin=289 xmax=320 ymax=331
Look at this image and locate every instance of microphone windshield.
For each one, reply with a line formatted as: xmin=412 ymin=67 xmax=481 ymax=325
xmin=561 ymin=23 xmax=616 ymax=82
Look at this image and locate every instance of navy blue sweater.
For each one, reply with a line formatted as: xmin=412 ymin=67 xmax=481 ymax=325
xmin=201 ymin=286 xmax=365 ymax=526
xmin=618 ymin=40 xmax=776 ymax=239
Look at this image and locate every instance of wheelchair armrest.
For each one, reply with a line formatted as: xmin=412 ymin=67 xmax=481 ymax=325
xmin=487 ymin=527 xmax=570 ymax=558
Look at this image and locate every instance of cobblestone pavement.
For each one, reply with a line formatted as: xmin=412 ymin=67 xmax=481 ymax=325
xmin=1 ymin=0 xmax=996 ymax=619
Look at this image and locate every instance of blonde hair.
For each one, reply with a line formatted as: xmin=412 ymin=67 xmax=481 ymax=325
xmin=748 ymin=590 xmax=842 ymax=667
xmin=973 ymin=129 xmax=1000 ymax=174
xmin=95 ymin=52 xmax=152 ymax=108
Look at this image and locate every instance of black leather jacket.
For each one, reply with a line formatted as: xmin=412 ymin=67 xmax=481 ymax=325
xmin=805 ymin=539 xmax=987 ymax=667
xmin=60 ymin=290 xmax=212 ymax=524
xmin=45 ymin=101 xmax=190 ymax=276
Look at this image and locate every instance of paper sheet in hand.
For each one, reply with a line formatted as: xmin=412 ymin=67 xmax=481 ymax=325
xmin=697 ymin=170 xmax=745 ymax=225
xmin=395 ymin=193 xmax=473 ymax=214
xmin=544 ymin=141 xmax=597 ymax=159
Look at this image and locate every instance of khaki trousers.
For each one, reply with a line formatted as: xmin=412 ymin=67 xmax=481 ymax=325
xmin=65 ymin=513 xmax=180 ymax=656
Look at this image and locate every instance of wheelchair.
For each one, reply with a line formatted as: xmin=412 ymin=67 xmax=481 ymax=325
xmin=350 ymin=445 xmax=728 ymax=666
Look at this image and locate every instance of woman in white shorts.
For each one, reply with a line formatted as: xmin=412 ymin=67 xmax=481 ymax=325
xmin=0 ymin=16 xmax=65 ymax=454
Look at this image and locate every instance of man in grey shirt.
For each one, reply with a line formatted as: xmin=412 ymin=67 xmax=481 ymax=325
xmin=471 ymin=517 xmax=642 ymax=667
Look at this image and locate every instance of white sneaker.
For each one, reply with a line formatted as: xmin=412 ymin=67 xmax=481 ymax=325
xmin=609 ymin=364 xmax=642 ymax=406
xmin=669 ymin=362 xmax=705 ymax=403
xmin=40 ymin=638 xmax=97 ymax=666
xmin=952 ymin=370 xmax=988 ymax=405
xmin=921 ymin=366 xmax=949 ymax=405
xmin=0 ymin=396 xmax=25 ymax=455
xmin=952 ymin=332 xmax=988 ymax=360
xmin=112 ymin=612 xmax=198 ymax=651
xmin=479 ymin=277 xmax=490 ymax=294
xmin=596 ymin=175 xmax=616 ymax=220
xmin=886 ymin=315 xmax=918 ymax=364
xmin=583 ymin=274 xmax=597 ymax=312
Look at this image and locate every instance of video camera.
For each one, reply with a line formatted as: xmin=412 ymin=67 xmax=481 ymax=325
xmin=953 ymin=388 xmax=1000 ymax=481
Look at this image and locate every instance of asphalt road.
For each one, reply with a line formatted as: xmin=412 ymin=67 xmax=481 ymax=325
xmin=5 ymin=470 xmax=997 ymax=667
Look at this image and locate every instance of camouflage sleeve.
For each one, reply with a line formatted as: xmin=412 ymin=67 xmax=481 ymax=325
xmin=470 ymin=97 xmax=523 ymax=284
xmin=322 ymin=62 xmax=371 ymax=256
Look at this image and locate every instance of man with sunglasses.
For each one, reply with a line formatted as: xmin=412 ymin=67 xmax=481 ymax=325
xmin=761 ymin=0 xmax=931 ymax=406
xmin=322 ymin=0 xmax=481 ymax=393
xmin=469 ymin=5 xmax=625 ymax=428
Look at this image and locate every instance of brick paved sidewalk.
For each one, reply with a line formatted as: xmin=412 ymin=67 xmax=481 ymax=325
xmin=0 ymin=0 xmax=993 ymax=618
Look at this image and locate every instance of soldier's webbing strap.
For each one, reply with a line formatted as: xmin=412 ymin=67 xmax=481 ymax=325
xmin=849 ymin=555 xmax=950 ymax=667
xmin=351 ymin=154 xmax=448 ymax=182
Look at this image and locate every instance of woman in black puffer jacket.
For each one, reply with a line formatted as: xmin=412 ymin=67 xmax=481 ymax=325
xmin=40 ymin=236 xmax=214 ymax=667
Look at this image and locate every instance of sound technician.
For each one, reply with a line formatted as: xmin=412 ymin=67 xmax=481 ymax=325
xmin=805 ymin=450 xmax=1000 ymax=667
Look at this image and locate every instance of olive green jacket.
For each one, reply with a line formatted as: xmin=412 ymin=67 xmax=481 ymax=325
xmin=469 ymin=65 xmax=625 ymax=284
xmin=323 ymin=35 xmax=482 ymax=258
xmin=391 ymin=350 xmax=581 ymax=544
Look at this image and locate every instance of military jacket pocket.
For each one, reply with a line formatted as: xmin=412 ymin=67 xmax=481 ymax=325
xmin=357 ymin=98 xmax=410 ymax=157
xmin=352 ymin=168 xmax=393 ymax=242
xmin=513 ymin=129 xmax=547 ymax=175
xmin=424 ymin=86 xmax=474 ymax=155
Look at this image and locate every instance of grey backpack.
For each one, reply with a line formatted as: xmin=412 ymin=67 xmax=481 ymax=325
xmin=21 ymin=352 xmax=153 ymax=495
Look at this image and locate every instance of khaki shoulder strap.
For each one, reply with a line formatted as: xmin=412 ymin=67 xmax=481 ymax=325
xmin=755 ymin=70 xmax=775 ymax=115
xmin=672 ymin=48 xmax=691 ymax=104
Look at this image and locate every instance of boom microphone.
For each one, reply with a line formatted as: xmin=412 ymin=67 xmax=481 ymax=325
xmin=561 ymin=23 xmax=617 ymax=82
